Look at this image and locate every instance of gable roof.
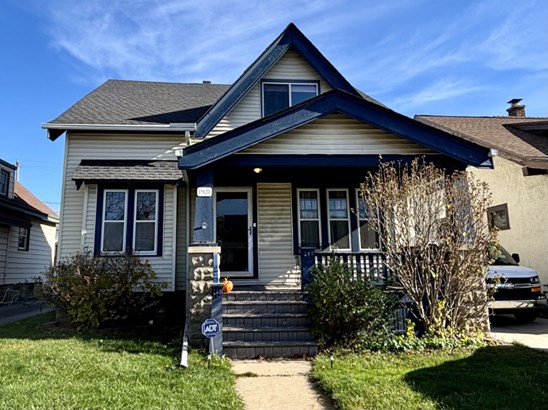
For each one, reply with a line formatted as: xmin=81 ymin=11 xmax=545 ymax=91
xmin=180 ymin=90 xmax=492 ymax=170
xmin=195 ymin=23 xmax=374 ymax=138
xmin=416 ymin=115 xmax=548 ymax=168
xmin=44 ymin=80 xmax=230 ymax=140
xmin=14 ymin=181 xmax=59 ymax=221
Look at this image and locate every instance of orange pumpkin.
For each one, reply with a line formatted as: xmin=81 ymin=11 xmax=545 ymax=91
xmin=222 ymin=278 xmax=234 ymax=293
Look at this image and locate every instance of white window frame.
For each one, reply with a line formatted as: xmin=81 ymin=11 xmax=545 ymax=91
xmin=356 ymin=189 xmax=380 ymax=251
xmin=297 ymin=188 xmax=322 ymax=249
xmin=17 ymin=227 xmax=30 ymax=251
xmin=101 ymin=189 xmax=128 ymax=254
xmin=326 ymin=189 xmax=351 ymax=251
xmin=261 ymin=81 xmax=319 ymax=117
xmin=133 ymin=189 xmax=159 ymax=256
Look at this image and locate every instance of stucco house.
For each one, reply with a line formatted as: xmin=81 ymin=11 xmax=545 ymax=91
xmin=0 ymin=159 xmax=58 ymax=288
xmin=43 ymin=23 xmax=494 ymax=358
xmin=417 ymin=100 xmax=548 ymax=286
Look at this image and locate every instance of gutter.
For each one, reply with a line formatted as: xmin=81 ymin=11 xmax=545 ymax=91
xmin=42 ymin=123 xmax=196 ymax=140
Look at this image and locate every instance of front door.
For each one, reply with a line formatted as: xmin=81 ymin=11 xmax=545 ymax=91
xmin=215 ymin=188 xmax=253 ymax=277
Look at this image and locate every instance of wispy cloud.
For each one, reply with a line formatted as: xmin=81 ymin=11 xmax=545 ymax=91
xmin=31 ymin=0 xmax=547 ymax=114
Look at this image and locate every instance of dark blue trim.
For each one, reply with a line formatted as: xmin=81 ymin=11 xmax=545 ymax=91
xmin=94 ymin=186 xmax=165 ymax=256
xmin=182 ymin=90 xmax=492 ymax=170
xmin=195 ymin=23 xmax=359 ymax=138
xmin=192 ymin=170 xmax=215 ymax=243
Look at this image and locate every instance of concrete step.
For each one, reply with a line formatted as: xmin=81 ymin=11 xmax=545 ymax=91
xmin=223 ymin=313 xmax=311 ymax=328
xmin=222 ymin=300 xmax=308 ymax=315
xmin=223 ymin=341 xmax=318 ymax=359
xmin=223 ymin=326 xmax=316 ymax=342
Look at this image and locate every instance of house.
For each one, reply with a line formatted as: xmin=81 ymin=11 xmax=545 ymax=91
xmin=0 ymin=159 xmax=59 ymax=288
xmin=417 ymin=100 xmax=548 ymax=285
xmin=43 ymin=23 xmax=493 ymax=358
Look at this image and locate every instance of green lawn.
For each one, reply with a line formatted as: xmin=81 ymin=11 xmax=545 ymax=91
xmin=0 ymin=312 xmax=243 ymax=410
xmin=313 ymin=346 xmax=548 ymax=410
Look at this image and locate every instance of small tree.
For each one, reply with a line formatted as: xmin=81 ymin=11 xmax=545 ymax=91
xmin=361 ymin=159 xmax=497 ymax=336
xmin=41 ymin=251 xmax=166 ymax=329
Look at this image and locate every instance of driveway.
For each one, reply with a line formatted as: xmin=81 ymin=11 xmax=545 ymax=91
xmin=490 ymin=315 xmax=548 ymax=352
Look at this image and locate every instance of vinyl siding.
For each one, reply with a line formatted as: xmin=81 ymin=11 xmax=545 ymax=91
xmin=208 ymin=49 xmax=331 ymax=137
xmin=59 ymin=133 xmax=185 ymax=290
xmin=3 ymin=220 xmax=56 ymax=284
xmin=257 ymin=183 xmax=300 ymax=286
xmin=0 ymin=225 xmax=8 ymax=282
xmin=240 ymin=114 xmax=434 ymax=155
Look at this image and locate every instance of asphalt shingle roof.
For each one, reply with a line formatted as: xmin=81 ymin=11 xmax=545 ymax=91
xmin=72 ymin=160 xmax=183 ymax=186
xmin=14 ymin=181 xmax=59 ymax=220
xmin=48 ymin=80 xmax=231 ymax=126
xmin=416 ymin=115 xmax=548 ymax=166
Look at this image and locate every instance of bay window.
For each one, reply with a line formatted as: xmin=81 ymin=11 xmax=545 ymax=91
xmin=298 ymin=189 xmax=321 ymax=248
xmin=356 ymin=190 xmax=379 ymax=250
xmin=327 ymin=190 xmax=350 ymax=250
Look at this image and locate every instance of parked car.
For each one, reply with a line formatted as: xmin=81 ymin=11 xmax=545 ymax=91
xmin=487 ymin=246 xmax=547 ymax=322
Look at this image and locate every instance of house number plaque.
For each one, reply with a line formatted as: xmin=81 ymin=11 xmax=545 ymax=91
xmin=197 ymin=187 xmax=213 ymax=197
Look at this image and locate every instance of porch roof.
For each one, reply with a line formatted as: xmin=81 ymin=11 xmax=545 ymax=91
xmin=72 ymin=160 xmax=183 ymax=188
xmin=179 ymin=89 xmax=494 ymax=170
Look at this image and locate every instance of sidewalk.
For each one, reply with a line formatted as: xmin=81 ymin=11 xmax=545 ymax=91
xmin=232 ymin=359 xmax=333 ymax=410
xmin=0 ymin=302 xmax=53 ymax=326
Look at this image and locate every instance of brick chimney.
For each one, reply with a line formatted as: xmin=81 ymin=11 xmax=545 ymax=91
xmin=507 ymin=98 xmax=526 ymax=117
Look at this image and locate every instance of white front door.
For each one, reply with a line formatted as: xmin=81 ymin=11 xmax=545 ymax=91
xmin=215 ymin=188 xmax=253 ymax=277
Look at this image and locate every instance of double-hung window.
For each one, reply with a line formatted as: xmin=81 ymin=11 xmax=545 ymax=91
xmin=18 ymin=227 xmax=29 ymax=251
xmin=134 ymin=190 xmax=158 ymax=254
xmin=0 ymin=170 xmax=8 ymax=196
xmin=298 ymin=189 xmax=321 ymax=248
xmin=102 ymin=190 xmax=128 ymax=253
xmin=327 ymin=190 xmax=351 ymax=250
xmin=262 ymin=82 xmax=318 ymax=116
xmin=356 ymin=190 xmax=379 ymax=250
xmin=101 ymin=189 xmax=160 ymax=255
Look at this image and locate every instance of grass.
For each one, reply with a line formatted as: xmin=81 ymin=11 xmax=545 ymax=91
xmin=313 ymin=346 xmax=548 ymax=410
xmin=0 ymin=312 xmax=243 ymax=410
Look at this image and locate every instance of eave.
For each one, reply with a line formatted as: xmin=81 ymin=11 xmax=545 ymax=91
xmin=42 ymin=123 xmax=195 ymax=141
xmin=180 ymin=90 xmax=493 ymax=170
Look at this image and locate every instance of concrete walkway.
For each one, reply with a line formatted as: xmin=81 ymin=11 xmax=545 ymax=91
xmin=232 ymin=359 xmax=334 ymax=410
xmin=0 ymin=302 xmax=53 ymax=326
xmin=490 ymin=316 xmax=548 ymax=352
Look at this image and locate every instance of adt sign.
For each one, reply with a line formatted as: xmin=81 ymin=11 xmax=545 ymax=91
xmin=201 ymin=318 xmax=221 ymax=338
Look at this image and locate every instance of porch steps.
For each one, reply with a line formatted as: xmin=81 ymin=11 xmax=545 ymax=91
xmin=222 ymin=290 xmax=318 ymax=359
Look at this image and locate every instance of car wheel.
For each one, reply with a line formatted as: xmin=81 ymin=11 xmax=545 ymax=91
xmin=514 ymin=311 xmax=537 ymax=323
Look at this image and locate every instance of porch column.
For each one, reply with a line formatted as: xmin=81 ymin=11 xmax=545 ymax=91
xmin=193 ymin=169 xmax=215 ymax=244
xmin=187 ymin=245 xmax=223 ymax=354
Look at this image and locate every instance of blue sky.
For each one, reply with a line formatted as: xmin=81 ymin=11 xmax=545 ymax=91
xmin=1 ymin=0 xmax=547 ymax=213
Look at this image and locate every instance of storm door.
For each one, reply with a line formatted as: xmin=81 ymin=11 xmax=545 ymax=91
xmin=215 ymin=188 xmax=253 ymax=277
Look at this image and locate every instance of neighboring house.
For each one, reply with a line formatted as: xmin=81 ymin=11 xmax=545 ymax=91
xmin=0 ymin=159 xmax=59 ymax=286
xmin=417 ymin=100 xmax=548 ymax=285
xmin=43 ymin=23 xmax=493 ymax=357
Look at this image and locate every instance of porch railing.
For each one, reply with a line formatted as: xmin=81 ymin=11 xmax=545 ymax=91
xmin=300 ymin=248 xmax=389 ymax=289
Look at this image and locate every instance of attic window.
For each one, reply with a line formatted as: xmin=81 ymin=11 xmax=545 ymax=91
xmin=0 ymin=170 xmax=8 ymax=196
xmin=262 ymin=81 xmax=318 ymax=117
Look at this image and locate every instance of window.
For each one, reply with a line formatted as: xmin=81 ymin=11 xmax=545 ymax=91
xmin=134 ymin=190 xmax=158 ymax=254
xmin=0 ymin=170 xmax=8 ymax=196
xmin=488 ymin=203 xmax=510 ymax=230
xmin=100 ymin=189 xmax=161 ymax=255
xmin=298 ymin=189 xmax=321 ymax=248
xmin=102 ymin=190 xmax=128 ymax=253
xmin=356 ymin=190 xmax=379 ymax=249
xmin=327 ymin=190 xmax=351 ymax=250
xmin=262 ymin=82 xmax=318 ymax=116
xmin=18 ymin=227 xmax=29 ymax=251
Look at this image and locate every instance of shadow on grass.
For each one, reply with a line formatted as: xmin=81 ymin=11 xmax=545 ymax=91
xmin=404 ymin=345 xmax=548 ymax=410
xmin=0 ymin=311 xmax=185 ymax=357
